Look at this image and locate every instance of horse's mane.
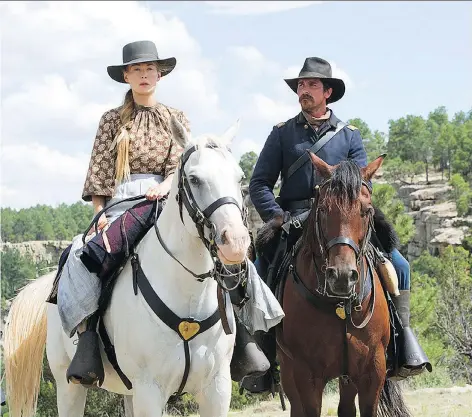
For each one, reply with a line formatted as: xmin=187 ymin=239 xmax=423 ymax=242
xmin=301 ymin=159 xmax=363 ymax=255
xmin=321 ymin=159 xmax=363 ymax=215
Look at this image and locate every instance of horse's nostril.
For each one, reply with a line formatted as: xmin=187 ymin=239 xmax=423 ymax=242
xmin=326 ymin=267 xmax=338 ymax=282
xmin=348 ymin=269 xmax=359 ymax=284
xmin=220 ymin=229 xmax=228 ymax=245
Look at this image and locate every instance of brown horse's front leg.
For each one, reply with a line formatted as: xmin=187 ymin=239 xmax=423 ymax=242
xmin=338 ymin=380 xmax=358 ymax=417
xmin=356 ymin=351 xmax=386 ymax=417
xmin=286 ymin=362 xmax=325 ymax=417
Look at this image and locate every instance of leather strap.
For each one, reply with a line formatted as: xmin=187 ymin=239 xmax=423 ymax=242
xmin=98 ymin=319 xmax=133 ymax=390
xmin=326 ymin=236 xmax=360 ymax=256
xmin=284 ymin=122 xmax=347 ymax=181
xmin=131 ymin=253 xmax=222 ymax=396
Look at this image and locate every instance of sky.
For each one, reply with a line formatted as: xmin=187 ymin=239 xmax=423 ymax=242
xmin=1 ymin=1 xmax=471 ymax=210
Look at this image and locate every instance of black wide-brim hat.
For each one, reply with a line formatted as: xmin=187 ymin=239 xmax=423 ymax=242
xmin=284 ymin=57 xmax=345 ymax=104
xmin=107 ymin=40 xmax=176 ymax=83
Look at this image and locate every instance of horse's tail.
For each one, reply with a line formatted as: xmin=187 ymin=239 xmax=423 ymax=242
xmin=378 ymin=379 xmax=412 ymax=417
xmin=3 ymin=270 xmax=56 ymax=417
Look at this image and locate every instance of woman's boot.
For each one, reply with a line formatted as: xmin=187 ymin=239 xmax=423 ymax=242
xmin=66 ymin=312 xmax=105 ymax=387
xmin=230 ymin=317 xmax=270 ymax=382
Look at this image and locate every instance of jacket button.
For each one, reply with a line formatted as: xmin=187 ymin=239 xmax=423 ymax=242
xmin=304 ymin=124 xmax=308 ymax=129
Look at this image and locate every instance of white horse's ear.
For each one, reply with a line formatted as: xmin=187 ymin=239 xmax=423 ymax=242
xmin=170 ymin=114 xmax=190 ymax=148
xmin=221 ymin=119 xmax=240 ymax=147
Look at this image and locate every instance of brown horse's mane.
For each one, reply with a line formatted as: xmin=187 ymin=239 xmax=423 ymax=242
xmin=300 ymin=159 xmax=364 ymax=257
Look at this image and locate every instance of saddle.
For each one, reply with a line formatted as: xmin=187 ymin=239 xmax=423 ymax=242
xmin=255 ymin=205 xmax=400 ymax=294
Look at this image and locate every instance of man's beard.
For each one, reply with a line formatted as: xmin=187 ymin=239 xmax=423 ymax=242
xmin=299 ymin=94 xmax=316 ymax=111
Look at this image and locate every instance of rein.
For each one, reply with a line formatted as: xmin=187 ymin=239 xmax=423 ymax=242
xmin=92 ymin=143 xmax=249 ymax=397
xmin=311 ymin=178 xmax=375 ymax=311
xmin=155 ymin=143 xmax=249 ymax=289
xmin=285 ymin=176 xmax=378 ymax=385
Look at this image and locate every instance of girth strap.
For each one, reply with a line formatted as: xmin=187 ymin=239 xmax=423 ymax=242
xmin=130 ymin=253 xmax=225 ymax=396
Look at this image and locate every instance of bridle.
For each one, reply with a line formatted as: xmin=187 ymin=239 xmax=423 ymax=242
xmin=154 ymin=143 xmax=249 ymax=290
xmin=311 ymin=177 xmax=375 ymax=306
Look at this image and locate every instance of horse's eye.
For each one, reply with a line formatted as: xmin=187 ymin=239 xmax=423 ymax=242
xmin=189 ymin=176 xmax=200 ymax=186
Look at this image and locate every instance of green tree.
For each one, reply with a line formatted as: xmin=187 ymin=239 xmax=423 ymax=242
xmin=382 ymin=157 xmax=424 ymax=184
xmin=347 ymin=117 xmax=372 ymax=140
xmin=371 ymin=183 xmax=415 ymax=246
xmin=387 ymin=114 xmax=433 ymax=181
xmin=411 ymin=247 xmax=472 ymax=383
xmin=449 ymin=173 xmax=472 ymax=216
xmin=1 ymin=247 xmax=38 ymax=301
xmin=239 ymin=151 xmax=259 ymax=185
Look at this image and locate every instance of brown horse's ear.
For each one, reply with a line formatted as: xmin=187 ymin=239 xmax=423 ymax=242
xmin=361 ymin=153 xmax=386 ymax=181
xmin=308 ymin=151 xmax=333 ymax=179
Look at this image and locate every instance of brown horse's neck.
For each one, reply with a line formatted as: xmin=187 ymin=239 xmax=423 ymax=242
xmin=297 ymin=210 xmax=325 ymax=292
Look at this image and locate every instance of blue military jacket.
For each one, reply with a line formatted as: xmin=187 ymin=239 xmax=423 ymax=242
xmin=249 ymin=110 xmax=368 ymax=223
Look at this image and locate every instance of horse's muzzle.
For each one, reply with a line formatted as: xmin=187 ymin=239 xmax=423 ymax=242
xmin=326 ymin=266 xmax=359 ymax=297
xmin=216 ymin=227 xmax=250 ymax=265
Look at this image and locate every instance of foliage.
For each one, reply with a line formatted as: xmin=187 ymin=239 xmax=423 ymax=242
xmin=411 ymin=247 xmax=472 ymax=384
xmin=347 ymin=117 xmax=387 ymax=161
xmin=239 ymin=151 xmax=259 ymax=185
xmin=1 ymin=202 xmax=94 ymax=243
xmin=382 ymin=157 xmax=425 ymax=184
xmin=1 ymin=247 xmax=49 ymax=301
xmin=371 ymin=183 xmax=415 ymax=246
xmin=449 ymin=173 xmax=472 ymax=216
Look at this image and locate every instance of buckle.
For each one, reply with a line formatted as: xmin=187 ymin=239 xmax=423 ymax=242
xmin=195 ymin=210 xmax=205 ymax=223
xmin=292 ymin=218 xmax=302 ymax=229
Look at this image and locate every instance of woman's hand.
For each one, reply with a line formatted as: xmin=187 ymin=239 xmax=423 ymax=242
xmin=145 ymin=181 xmax=171 ymax=201
xmin=89 ymin=195 xmax=108 ymax=236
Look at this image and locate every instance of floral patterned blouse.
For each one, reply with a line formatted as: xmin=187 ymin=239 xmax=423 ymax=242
xmin=82 ymin=102 xmax=190 ymax=202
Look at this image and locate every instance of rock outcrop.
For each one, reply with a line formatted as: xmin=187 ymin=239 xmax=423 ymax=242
xmin=0 ymin=240 xmax=70 ymax=264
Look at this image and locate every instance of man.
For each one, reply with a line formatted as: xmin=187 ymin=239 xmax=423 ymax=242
xmin=248 ymin=57 xmax=431 ymax=385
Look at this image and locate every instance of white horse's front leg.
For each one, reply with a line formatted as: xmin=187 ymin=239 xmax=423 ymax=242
xmin=196 ymin=365 xmax=233 ymax=417
xmin=132 ymin=382 xmax=166 ymax=417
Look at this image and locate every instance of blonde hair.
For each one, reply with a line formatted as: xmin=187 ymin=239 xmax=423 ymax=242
xmin=114 ymin=88 xmax=135 ymax=183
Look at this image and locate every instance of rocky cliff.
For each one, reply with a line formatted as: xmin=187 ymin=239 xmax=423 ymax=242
xmin=2 ymin=176 xmax=470 ymax=264
xmin=242 ymin=172 xmax=471 ymax=262
xmin=390 ymin=172 xmax=471 ymax=260
xmin=0 ymin=240 xmax=70 ymax=264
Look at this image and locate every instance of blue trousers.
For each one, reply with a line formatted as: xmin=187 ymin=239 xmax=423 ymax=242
xmin=254 ymin=247 xmax=410 ymax=291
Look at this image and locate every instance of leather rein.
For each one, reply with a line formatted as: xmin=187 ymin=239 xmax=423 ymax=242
xmin=154 ymin=143 xmax=249 ymax=290
xmin=290 ymin=177 xmax=377 ymax=329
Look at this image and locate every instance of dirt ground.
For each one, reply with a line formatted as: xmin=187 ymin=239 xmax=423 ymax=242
xmin=226 ymin=385 xmax=472 ymax=417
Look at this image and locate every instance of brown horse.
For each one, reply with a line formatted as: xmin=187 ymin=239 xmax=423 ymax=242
xmin=275 ymin=153 xmax=411 ymax=417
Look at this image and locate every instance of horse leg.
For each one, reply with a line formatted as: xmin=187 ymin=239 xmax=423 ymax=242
xmin=132 ymin=382 xmax=166 ymax=417
xmin=357 ymin=369 xmax=385 ymax=417
xmin=196 ymin=368 xmax=232 ymax=417
xmin=281 ymin=360 xmax=325 ymax=417
xmin=54 ymin=375 xmax=88 ymax=417
xmin=47 ymin=309 xmax=87 ymax=417
xmin=338 ymin=380 xmax=358 ymax=417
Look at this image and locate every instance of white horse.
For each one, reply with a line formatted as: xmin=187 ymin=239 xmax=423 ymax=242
xmin=4 ymin=115 xmax=252 ymax=417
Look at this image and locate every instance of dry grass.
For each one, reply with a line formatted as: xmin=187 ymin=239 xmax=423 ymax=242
xmin=221 ymin=385 xmax=472 ymax=417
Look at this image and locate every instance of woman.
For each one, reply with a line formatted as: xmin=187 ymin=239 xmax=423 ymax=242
xmin=57 ymin=40 xmax=274 ymax=388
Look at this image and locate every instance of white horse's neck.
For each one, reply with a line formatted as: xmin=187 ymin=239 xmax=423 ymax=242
xmin=136 ymin=188 xmax=218 ymax=319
